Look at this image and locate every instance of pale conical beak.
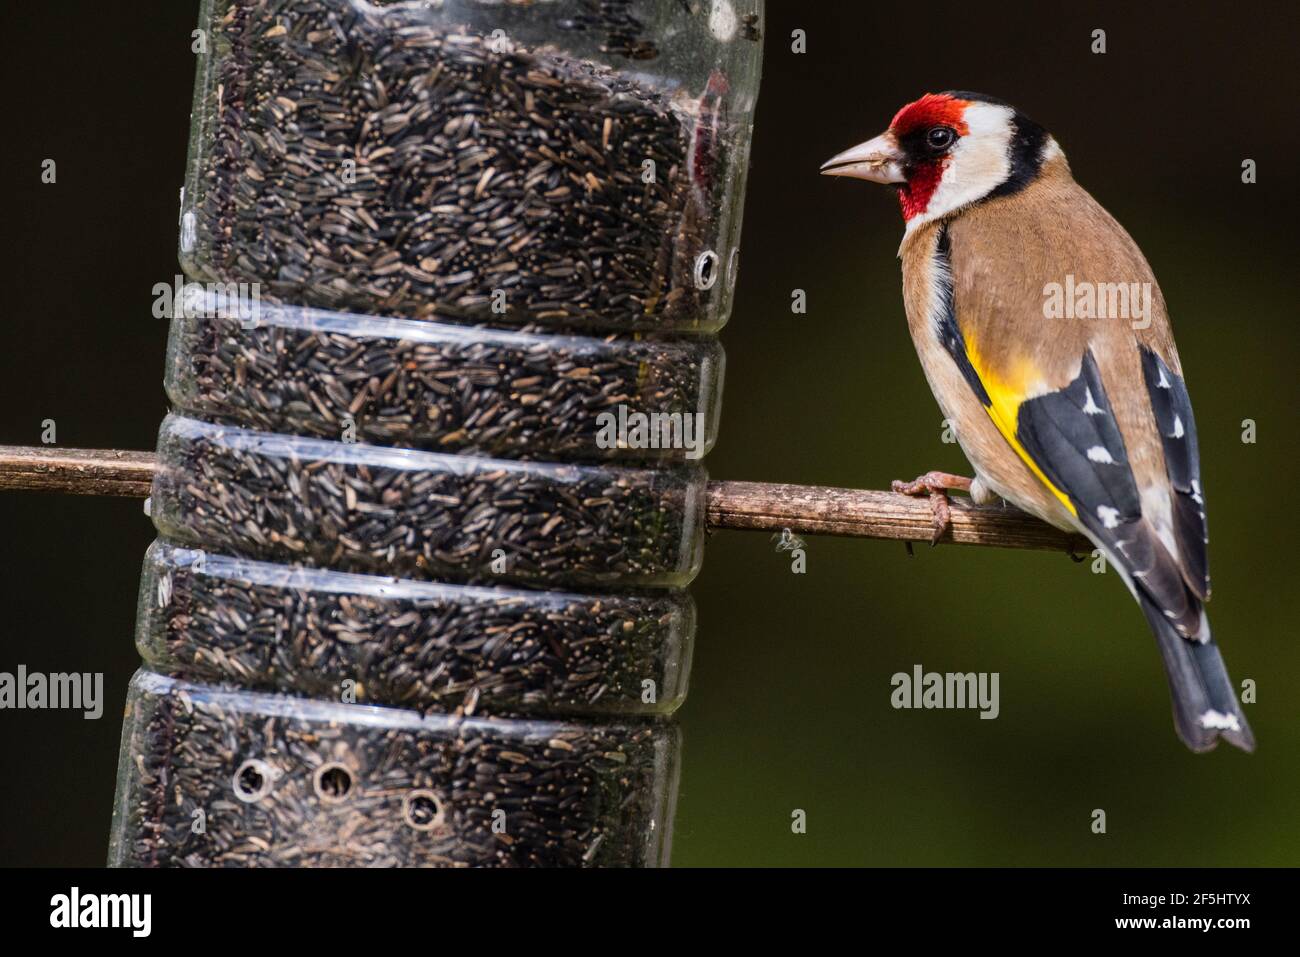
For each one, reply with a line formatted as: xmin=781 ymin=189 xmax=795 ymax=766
xmin=820 ymin=132 xmax=906 ymax=184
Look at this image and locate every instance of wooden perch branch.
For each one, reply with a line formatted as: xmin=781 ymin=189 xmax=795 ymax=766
xmin=0 ymin=446 xmax=1089 ymax=553
xmin=0 ymin=446 xmax=156 ymax=499
xmin=706 ymin=480 xmax=1087 ymax=553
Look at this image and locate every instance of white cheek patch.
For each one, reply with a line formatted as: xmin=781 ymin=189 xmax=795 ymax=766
xmin=906 ymin=102 xmax=1015 ymax=234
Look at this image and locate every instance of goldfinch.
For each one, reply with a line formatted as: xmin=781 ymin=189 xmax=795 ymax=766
xmin=822 ymin=91 xmax=1253 ymax=753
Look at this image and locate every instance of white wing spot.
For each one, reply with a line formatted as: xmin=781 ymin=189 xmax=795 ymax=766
xmin=1156 ymin=367 xmax=1171 ymax=389
xmin=1097 ymin=505 xmax=1121 ymax=529
xmin=1191 ymin=479 xmax=1204 ymax=505
xmin=1082 ymin=388 xmax=1104 ymax=415
xmin=1086 ymin=445 xmax=1115 ymax=464
xmin=1199 ymin=710 xmax=1241 ymax=732
xmin=1172 ymin=415 xmax=1185 ymax=438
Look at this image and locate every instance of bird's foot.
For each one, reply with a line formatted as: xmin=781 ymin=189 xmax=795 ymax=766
xmin=891 ymin=470 xmax=974 ymax=546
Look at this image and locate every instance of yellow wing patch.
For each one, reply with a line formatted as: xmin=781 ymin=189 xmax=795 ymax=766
xmin=961 ymin=332 xmax=1078 ymax=518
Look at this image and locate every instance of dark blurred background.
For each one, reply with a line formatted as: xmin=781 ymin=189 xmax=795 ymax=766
xmin=0 ymin=1 xmax=1295 ymax=866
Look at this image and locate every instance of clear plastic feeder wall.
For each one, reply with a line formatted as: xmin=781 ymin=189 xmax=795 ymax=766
xmin=149 ymin=415 xmax=707 ymax=588
xmin=164 ymin=297 xmax=724 ymax=463
xmin=109 ymin=670 xmax=680 ymax=867
xmin=180 ymin=0 xmax=765 ymax=330
xmin=136 ymin=541 xmax=694 ymax=717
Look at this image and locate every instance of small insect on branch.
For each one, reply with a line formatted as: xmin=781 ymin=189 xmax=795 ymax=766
xmin=0 ymin=446 xmax=1089 ymax=554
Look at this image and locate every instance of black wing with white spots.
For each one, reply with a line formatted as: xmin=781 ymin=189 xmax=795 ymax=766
xmin=1141 ymin=347 xmax=1209 ymax=599
xmin=1012 ymin=349 xmax=1253 ymax=751
xmin=1014 ymin=350 xmax=1201 ymax=638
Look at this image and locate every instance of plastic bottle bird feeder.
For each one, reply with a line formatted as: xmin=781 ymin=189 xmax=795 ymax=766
xmin=107 ymin=0 xmax=766 ymax=867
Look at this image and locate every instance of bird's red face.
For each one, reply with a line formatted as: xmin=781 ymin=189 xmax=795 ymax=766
xmin=885 ymin=94 xmax=973 ymax=220
xmin=822 ymin=91 xmax=1055 ymax=229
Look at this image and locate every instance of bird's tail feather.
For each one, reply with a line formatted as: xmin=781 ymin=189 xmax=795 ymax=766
xmin=1138 ymin=594 xmax=1254 ymax=753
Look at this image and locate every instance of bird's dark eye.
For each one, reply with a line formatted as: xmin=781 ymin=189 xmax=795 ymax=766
xmin=926 ymin=126 xmax=957 ymax=151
